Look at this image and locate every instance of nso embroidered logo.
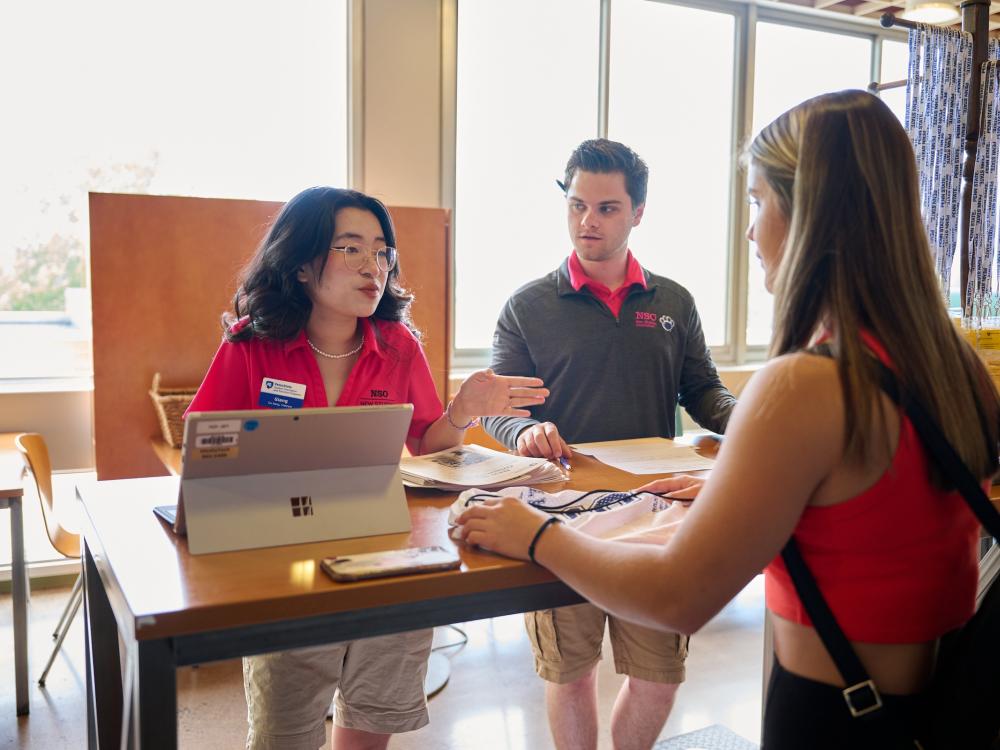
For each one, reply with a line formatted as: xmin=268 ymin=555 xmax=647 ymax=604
xmin=635 ymin=311 xmax=675 ymax=332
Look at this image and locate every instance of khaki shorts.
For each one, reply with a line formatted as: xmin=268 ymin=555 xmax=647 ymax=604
xmin=526 ymin=603 xmax=688 ymax=685
xmin=243 ymin=629 xmax=433 ymax=750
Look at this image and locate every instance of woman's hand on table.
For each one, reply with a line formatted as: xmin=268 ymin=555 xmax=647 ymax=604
xmin=635 ymin=474 xmax=706 ymax=501
xmin=455 ymin=496 xmax=551 ymax=561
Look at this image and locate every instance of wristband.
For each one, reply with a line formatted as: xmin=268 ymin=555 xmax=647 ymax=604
xmin=445 ymin=399 xmax=480 ymax=430
xmin=528 ymin=516 xmax=562 ymax=564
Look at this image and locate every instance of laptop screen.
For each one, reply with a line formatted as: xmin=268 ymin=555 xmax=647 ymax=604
xmin=181 ymin=404 xmax=414 ymax=480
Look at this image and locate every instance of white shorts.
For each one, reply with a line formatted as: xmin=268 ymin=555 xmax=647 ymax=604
xmin=243 ymin=629 xmax=433 ymax=750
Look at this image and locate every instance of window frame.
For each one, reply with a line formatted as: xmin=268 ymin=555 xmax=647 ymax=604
xmin=446 ymin=0 xmax=906 ymax=370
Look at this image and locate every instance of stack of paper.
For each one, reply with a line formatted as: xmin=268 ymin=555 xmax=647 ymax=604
xmin=400 ymin=444 xmax=566 ymax=491
xmin=571 ymin=437 xmax=716 ymax=475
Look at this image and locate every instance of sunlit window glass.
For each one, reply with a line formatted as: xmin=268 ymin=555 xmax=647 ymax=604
xmin=0 ymin=0 xmax=348 ymax=379
xmin=747 ymin=23 xmax=872 ymax=346
xmin=454 ymin=0 xmax=599 ymax=351
xmin=880 ymin=39 xmax=909 ymax=124
xmin=608 ymin=0 xmax=735 ymax=347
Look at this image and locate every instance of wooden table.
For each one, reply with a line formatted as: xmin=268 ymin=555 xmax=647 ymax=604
xmin=80 ymin=452 xmax=684 ymax=749
xmin=0 ymin=432 xmax=28 ymax=716
xmin=150 ymin=438 xmax=180 ymax=477
xmin=88 ymin=437 xmax=997 ymax=748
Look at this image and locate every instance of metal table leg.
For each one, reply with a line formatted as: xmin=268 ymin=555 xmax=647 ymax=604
xmin=760 ymin=610 xmax=773 ymax=742
xmin=84 ymin=541 xmax=124 ymax=749
xmin=130 ymin=639 xmax=177 ymax=749
xmin=9 ymin=494 xmax=29 ymax=715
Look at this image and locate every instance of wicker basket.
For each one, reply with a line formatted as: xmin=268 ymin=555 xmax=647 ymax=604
xmin=149 ymin=373 xmax=198 ymax=448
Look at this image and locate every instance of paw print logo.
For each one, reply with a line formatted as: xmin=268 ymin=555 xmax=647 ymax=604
xmin=659 ymin=315 xmax=675 ymax=332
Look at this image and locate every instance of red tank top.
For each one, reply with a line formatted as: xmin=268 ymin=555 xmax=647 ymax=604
xmin=764 ymin=345 xmax=981 ymax=643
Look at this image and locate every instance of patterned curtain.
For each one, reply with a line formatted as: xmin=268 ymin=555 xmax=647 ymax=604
xmin=905 ymin=24 xmax=972 ymax=304
xmin=967 ymin=39 xmax=1000 ymax=323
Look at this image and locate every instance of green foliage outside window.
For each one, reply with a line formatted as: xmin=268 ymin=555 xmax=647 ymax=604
xmin=0 ymin=235 xmax=85 ymax=311
xmin=0 ymin=153 xmax=157 ymax=313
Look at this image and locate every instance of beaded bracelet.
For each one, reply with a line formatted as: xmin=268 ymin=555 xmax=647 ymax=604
xmin=528 ymin=517 xmax=562 ymax=564
xmin=445 ymin=399 xmax=480 ymax=430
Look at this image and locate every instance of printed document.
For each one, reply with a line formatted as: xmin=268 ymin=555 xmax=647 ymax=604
xmin=570 ymin=437 xmax=715 ymax=475
xmin=401 ymin=444 xmax=566 ymax=490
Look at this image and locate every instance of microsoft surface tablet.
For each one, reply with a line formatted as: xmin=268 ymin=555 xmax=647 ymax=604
xmin=175 ymin=404 xmax=414 ymax=554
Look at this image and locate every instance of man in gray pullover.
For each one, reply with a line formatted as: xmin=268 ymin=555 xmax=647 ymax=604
xmin=482 ymin=139 xmax=736 ymax=750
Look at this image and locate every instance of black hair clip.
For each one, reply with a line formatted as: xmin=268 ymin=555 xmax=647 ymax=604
xmin=556 ymin=179 xmax=567 ymax=193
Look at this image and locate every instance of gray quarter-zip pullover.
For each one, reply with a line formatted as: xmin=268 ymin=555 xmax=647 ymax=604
xmin=482 ymin=258 xmax=736 ymax=448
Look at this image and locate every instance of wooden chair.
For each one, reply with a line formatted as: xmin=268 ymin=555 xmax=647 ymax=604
xmin=15 ymin=433 xmax=82 ymax=686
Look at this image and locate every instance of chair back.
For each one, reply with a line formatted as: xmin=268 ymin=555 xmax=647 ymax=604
xmin=15 ymin=433 xmax=80 ymax=559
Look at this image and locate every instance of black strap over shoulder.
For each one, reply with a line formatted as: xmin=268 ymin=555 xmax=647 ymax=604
xmin=802 ymin=345 xmax=1000 ymax=539
xmin=870 ymin=360 xmax=1000 ymax=540
xmin=781 ymin=346 xmax=1000 ymax=726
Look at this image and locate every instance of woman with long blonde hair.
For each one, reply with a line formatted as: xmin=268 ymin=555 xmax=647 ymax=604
xmin=456 ymin=90 xmax=999 ymax=748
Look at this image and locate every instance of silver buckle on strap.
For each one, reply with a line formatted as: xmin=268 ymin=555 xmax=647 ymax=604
xmin=842 ymin=679 xmax=883 ymax=718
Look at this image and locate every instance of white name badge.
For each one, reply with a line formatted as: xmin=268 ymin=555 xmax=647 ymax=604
xmin=259 ymin=377 xmax=306 ymax=409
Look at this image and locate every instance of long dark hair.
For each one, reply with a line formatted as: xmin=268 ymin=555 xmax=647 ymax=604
xmin=224 ymin=186 xmax=417 ymax=342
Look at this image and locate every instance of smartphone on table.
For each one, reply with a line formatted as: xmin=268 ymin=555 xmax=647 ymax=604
xmin=321 ymin=546 xmax=461 ymax=582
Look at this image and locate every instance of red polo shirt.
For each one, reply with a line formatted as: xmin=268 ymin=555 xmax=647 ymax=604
xmin=187 ymin=317 xmax=443 ymax=455
xmin=567 ymin=250 xmax=648 ymax=318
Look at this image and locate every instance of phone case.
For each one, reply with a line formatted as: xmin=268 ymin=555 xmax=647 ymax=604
xmin=321 ymin=546 xmax=461 ymax=581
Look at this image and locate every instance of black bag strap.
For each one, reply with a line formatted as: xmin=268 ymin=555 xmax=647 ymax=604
xmin=871 ymin=359 xmax=1000 ymax=540
xmin=780 ymin=348 xmax=1000 ymax=722
xmin=781 ymin=539 xmax=886 ymax=716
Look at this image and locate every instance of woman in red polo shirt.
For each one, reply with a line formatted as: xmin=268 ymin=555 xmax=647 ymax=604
xmin=455 ymin=91 xmax=1000 ymax=748
xmin=188 ymin=186 xmax=547 ymax=750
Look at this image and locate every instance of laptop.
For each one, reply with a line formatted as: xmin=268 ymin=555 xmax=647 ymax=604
xmin=155 ymin=404 xmax=414 ymax=555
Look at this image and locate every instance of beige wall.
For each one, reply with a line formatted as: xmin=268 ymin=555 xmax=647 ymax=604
xmin=361 ymin=0 xmax=443 ymax=207
xmin=0 ymin=389 xmax=94 ymax=470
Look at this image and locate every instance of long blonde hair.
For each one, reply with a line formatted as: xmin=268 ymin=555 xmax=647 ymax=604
xmin=749 ymin=90 xmax=998 ymax=482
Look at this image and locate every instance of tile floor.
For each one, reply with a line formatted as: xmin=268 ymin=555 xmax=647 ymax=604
xmin=1 ymin=575 xmax=764 ymax=748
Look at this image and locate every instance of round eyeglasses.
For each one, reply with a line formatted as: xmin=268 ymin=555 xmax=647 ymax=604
xmin=330 ymin=245 xmax=398 ymax=273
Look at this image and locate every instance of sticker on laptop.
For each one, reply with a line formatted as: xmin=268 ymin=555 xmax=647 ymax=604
xmin=195 ymin=433 xmax=238 ymax=449
xmin=195 ymin=419 xmax=241 ymax=435
xmin=259 ymin=378 xmax=306 ymax=409
xmin=192 ymin=445 xmax=239 ymax=460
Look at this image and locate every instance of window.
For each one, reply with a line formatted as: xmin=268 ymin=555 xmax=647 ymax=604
xmin=880 ymin=39 xmax=910 ymax=124
xmin=451 ymin=0 xmax=905 ymax=364
xmin=747 ymin=23 xmax=872 ymax=346
xmin=608 ymin=0 xmax=735 ymax=347
xmin=747 ymin=22 xmax=874 ymax=347
xmin=453 ymin=0 xmax=600 ymax=352
xmin=0 ymin=0 xmax=349 ymax=381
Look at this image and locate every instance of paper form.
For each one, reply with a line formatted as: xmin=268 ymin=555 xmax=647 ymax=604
xmin=570 ymin=436 xmax=716 ymax=475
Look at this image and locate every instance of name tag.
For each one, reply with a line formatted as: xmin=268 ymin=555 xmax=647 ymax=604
xmin=259 ymin=378 xmax=306 ymax=409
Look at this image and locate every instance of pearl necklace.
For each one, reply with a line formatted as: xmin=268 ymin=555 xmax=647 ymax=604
xmin=307 ymin=334 xmax=365 ymax=359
